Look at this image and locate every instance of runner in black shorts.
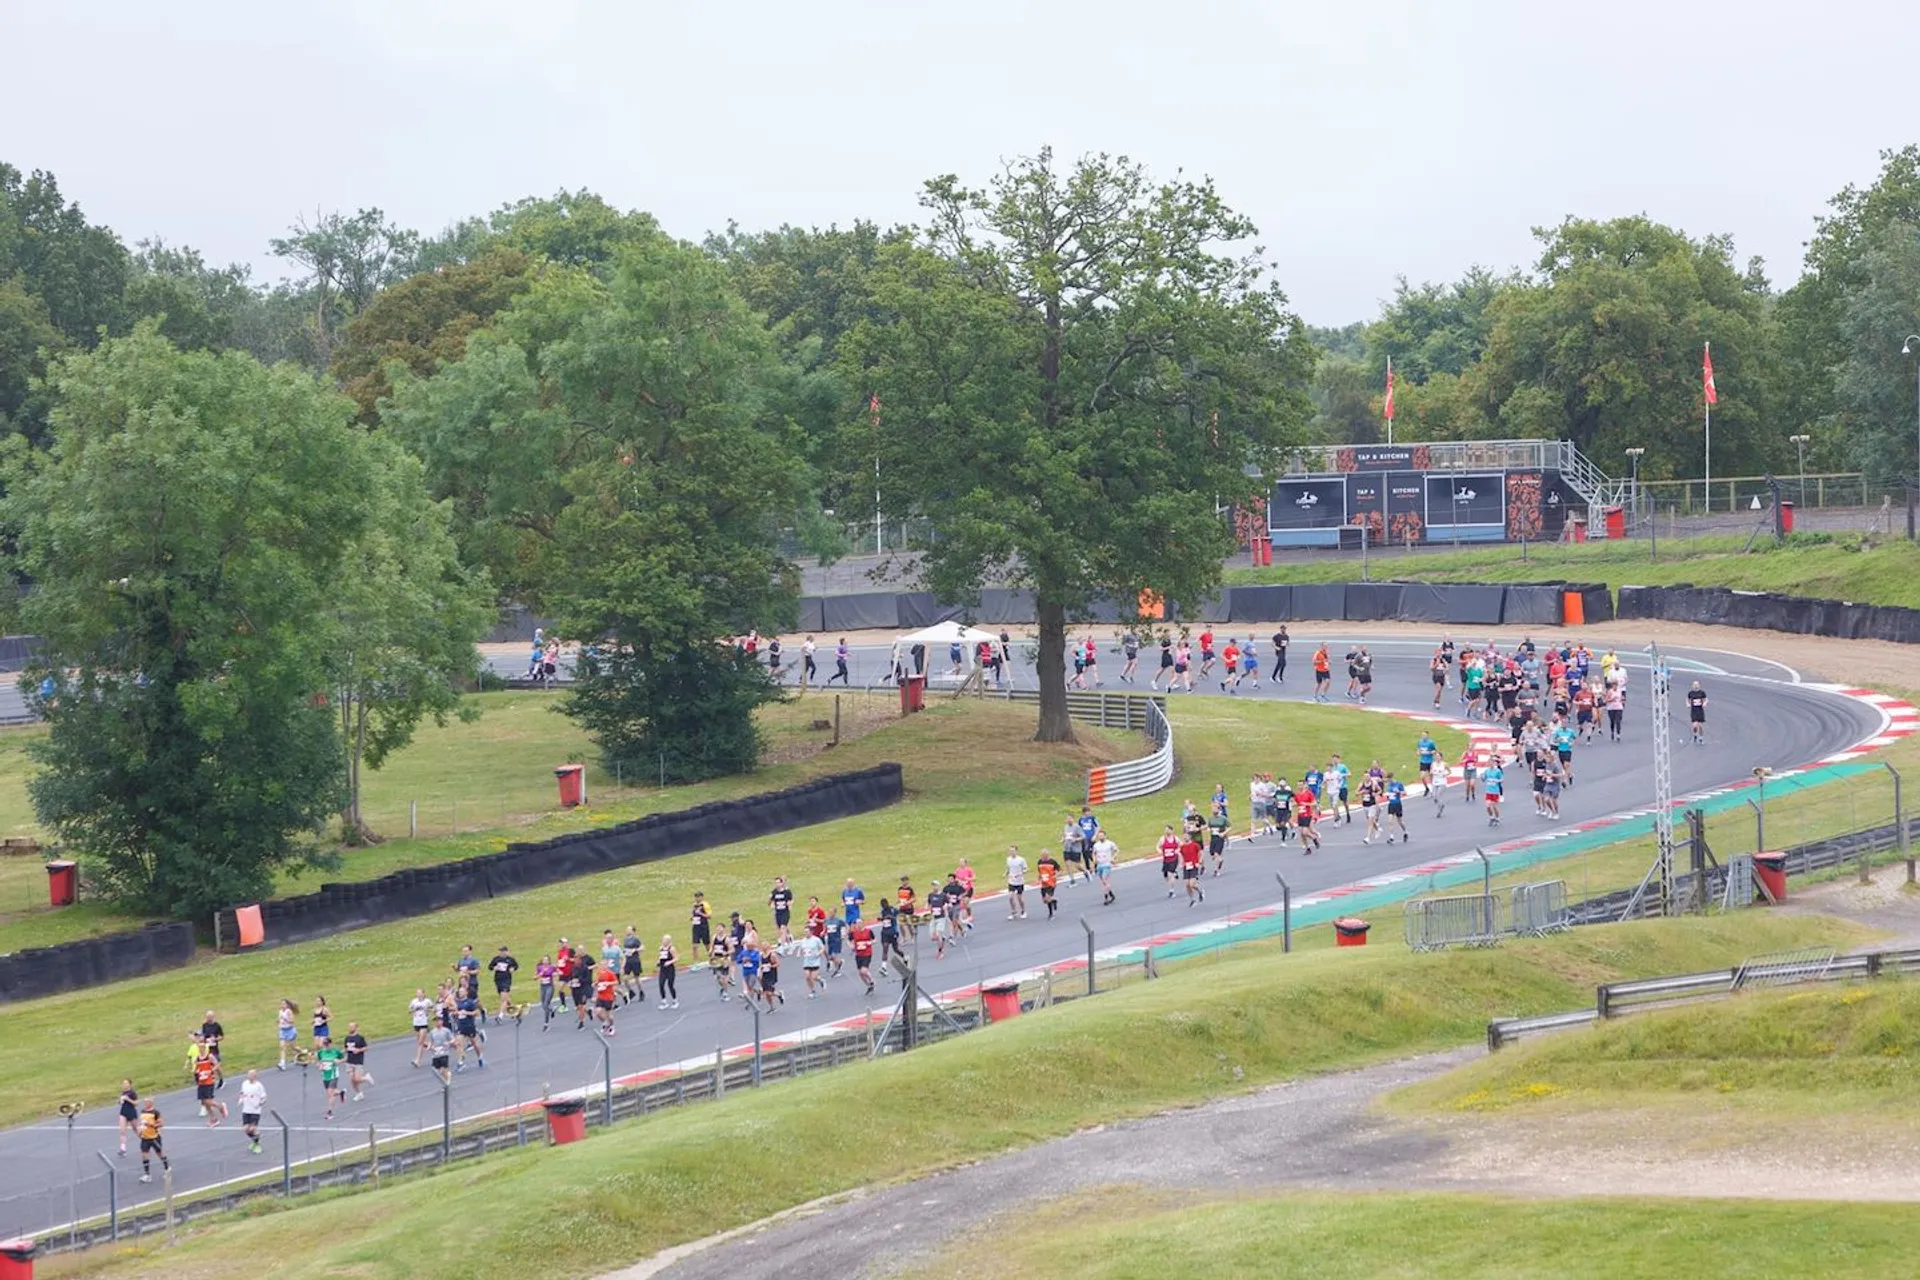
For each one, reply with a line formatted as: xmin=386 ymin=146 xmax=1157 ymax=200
xmin=1687 ymin=681 xmax=1708 ymax=743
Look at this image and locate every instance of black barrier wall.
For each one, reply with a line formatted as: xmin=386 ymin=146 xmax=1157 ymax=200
xmin=213 ymin=764 xmax=905 ymax=952
xmin=0 ymin=921 xmax=196 ymax=1006
xmin=1618 ymin=585 xmax=1920 ymax=645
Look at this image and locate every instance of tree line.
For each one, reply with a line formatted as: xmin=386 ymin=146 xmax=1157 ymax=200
xmin=1305 ymin=145 xmax=1920 ymax=490
xmin=0 ymin=146 xmax=1914 ymax=920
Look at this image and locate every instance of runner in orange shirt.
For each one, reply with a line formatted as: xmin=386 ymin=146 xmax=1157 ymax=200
xmin=593 ymin=964 xmax=620 ymax=1036
xmin=1218 ymin=639 xmax=1241 ymax=692
xmin=1312 ymin=645 xmax=1332 ymax=703
xmin=1036 ymin=850 xmax=1061 ymax=919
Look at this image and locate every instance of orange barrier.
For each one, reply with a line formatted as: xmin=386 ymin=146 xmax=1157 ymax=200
xmin=235 ymin=904 xmax=265 ymax=947
xmin=1562 ymin=591 xmax=1585 ymax=626
xmin=1086 ymin=766 xmax=1108 ymax=805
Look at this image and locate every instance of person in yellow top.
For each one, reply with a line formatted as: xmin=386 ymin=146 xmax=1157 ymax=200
xmin=136 ymin=1099 xmax=170 ymax=1182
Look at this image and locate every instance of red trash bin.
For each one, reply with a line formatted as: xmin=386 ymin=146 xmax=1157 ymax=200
xmin=1602 ymin=505 xmax=1625 ymax=539
xmin=544 ymin=1098 xmax=587 ymax=1145
xmin=1780 ymin=501 xmax=1795 ymax=534
xmin=0 ymin=1238 xmax=34 ymax=1280
xmin=554 ymin=765 xmax=586 ymax=808
xmin=981 ymin=982 xmax=1022 ymax=1022
xmin=1752 ymin=851 xmax=1788 ymax=903
xmin=1334 ymin=917 xmax=1371 ymax=947
xmin=899 ymin=674 xmax=927 ymax=714
xmin=1566 ymin=515 xmax=1587 ymax=543
xmin=44 ymin=861 xmax=76 ymax=908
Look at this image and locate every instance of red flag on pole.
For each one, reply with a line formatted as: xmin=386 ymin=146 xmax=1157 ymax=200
xmin=1384 ymin=357 xmax=1396 ymax=422
xmin=1702 ymin=343 xmax=1718 ymax=406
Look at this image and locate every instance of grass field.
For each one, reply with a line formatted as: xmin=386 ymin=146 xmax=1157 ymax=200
xmin=0 ymin=695 xmax=1457 ymax=1129
xmin=1395 ymin=979 xmax=1920 ymax=1120
xmin=1226 ymin=532 xmax=1920 ymax=609
xmin=948 ymin=1189 xmax=1920 ymax=1280
xmin=37 ymin=912 xmax=1863 ymax=1280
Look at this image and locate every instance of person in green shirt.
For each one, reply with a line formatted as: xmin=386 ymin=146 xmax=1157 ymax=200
xmin=315 ymin=1037 xmax=346 ymax=1120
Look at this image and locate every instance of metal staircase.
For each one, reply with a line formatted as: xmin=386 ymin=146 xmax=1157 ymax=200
xmin=1554 ymin=441 xmax=1626 ymax=510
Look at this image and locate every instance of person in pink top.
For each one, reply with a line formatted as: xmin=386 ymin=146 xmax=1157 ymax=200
xmin=953 ymin=859 xmax=976 ymax=931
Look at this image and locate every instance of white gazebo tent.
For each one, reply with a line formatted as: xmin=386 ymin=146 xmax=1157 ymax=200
xmin=895 ymin=620 xmax=1002 ymax=684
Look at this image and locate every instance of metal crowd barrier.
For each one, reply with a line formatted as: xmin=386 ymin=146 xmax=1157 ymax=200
xmin=1403 ymin=893 xmax=1506 ymax=951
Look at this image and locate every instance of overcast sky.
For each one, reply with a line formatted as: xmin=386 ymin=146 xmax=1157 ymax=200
xmin=3 ymin=0 xmax=1910 ymax=325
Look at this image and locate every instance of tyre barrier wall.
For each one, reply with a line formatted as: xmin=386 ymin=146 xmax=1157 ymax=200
xmin=793 ymin=583 xmax=1615 ymax=629
xmin=211 ymin=764 xmax=905 ymax=953
xmin=0 ymin=920 xmax=195 ymax=1006
xmin=1617 ymin=585 xmax=1920 ymax=645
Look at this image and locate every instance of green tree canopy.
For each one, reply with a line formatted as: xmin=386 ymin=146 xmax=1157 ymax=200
xmin=5 ymin=325 xmax=383 ymax=917
xmin=844 ymin=149 xmax=1315 ymax=741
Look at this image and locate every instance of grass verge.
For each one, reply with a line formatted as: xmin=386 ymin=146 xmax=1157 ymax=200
xmin=943 ymin=1188 xmax=1920 ymax=1280
xmin=1226 ymin=532 xmax=1920 ymax=609
xmin=0 ymin=697 xmax=1457 ymax=1129
xmin=37 ymin=912 xmax=1866 ymax=1280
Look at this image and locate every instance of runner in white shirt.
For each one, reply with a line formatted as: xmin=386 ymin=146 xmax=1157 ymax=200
xmin=1091 ymin=833 xmax=1118 ymax=905
xmin=1005 ymin=846 xmax=1028 ymax=919
xmin=237 ymin=1070 xmax=267 ymax=1155
xmin=408 ymin=989 xmax=434 ymax=1068
xmin=798 ymin=931 xmax=825 ymax=998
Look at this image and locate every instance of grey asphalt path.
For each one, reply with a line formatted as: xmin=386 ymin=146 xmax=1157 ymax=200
xmin=0 ymin=639 xmax=1878 ymax=1239
xmin=630 ymin=1047 xmax=1485 ymax=1280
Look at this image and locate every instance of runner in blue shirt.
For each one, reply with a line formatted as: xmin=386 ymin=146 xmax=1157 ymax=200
xmin=735 ymin=944 xmax=763 ymax=1000
xmin=1483 ymin=759 xmax=1505 ymax=827
xmin=1551 ymin=719 xmax=1577 ymax=786
xmin=840 ymin=879 xmax=865 ymax=925
xmin=1415 ymin=733 xmax=1438 ymax=795
xmin=1303 ymin=766 xmax=1325 ymax=805
xmin=1384 ymin=774 xmax=1410 ymax=843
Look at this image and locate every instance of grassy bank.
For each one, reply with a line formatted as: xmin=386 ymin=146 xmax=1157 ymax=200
xmin=1396 ymin=979 xmax=1920 ymax=1121
xmin=1227 ymin=532 xmax=1920 ymax=609
xmin=952 ymin=1189 xmax=1920 ymax=1280
xmin=39 ymin=913 xmax=1864 ymax=1280
xmin=0 ymin=696 xmax=1455 ymax=1128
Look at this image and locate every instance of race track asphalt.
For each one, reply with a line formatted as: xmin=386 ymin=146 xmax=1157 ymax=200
xmin=0 ymin=633 xmax=1884 ymax=1240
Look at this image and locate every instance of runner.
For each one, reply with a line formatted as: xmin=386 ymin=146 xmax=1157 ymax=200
xmin=1272 ymin=777 xmax=1295 ymax=844
xmin=1541 ymin=755 xmax=1563 ymax=820
xmin=1384 ymin=773 xmax=1410 ymax=843
xmin=1120 ymin=629 xmax=1140 ymax=683
xmin=192 ymin=1047 xmax=226 ymax=1127
xmin=1092 ymin=828 xmax=1118 ymax=904
xmin=825 ymin=912 xmax=846 ymax=977
xmin=1174 ymin=639 xmax=1194 ymax=693
xmin=926 ymin=879 xmax=951 ymax=957
xmin=1272 ymin=626 xmax=1289 ymax=684
xmin=1179 ymin=827 xmax=1206 ymax=904
xmin=1431 ymin=646 xmax=1449 ymax=708
xmin=1082 ymin=635 xmax=1102 ymax=687
xmin=1293 ymin=779 xmax=1321 ymax=854
xmin=760 ymin=941 xmax=786 ymax=1008
xmin=798 ymin=928 xmax=825 ymax=997
xmin=237 ymin=1070 xmax=266 ymax=1155
xmin=1061 ymin=812 xmax=1085 ymax=884
xmin=316 ymin=1036 xmax=346 ymax=1119
xmin=1159 ymin=824 xmax=1181 ymax=897
xmin=198 ymin=1010 xmax=225 ymax=1088
xmin=709 ymin=935 xmax=734 ymax=1001
xmin=268 ymin=998 xmax=295 ymax=1070
xmin=427 ymin=1020 xmax=454 ymax=1085
xmin=1552 ymin=716 xmax=1577 ymax=787
xmin=1240 ymin=644 xmax=1261 ymax=690
xmin=1206 ymin=803 xmax=1229 ymax=876
xmin=1687 ymin=680 xmax=1708 ymax=744
xmin=1605 ymin=681 xmax=1626 ymax=742
xmin=941 ymin=870 xmax=967 ymax=950
xmin=1484 ymin=756 xmax=1505 ymax=827
xmin=1036 ymin=849 xmax=1060 ymax=919
xmin=136 ymin=1099 xmax=169 ymax=1183
xmin=1344 ymin=645 xmax=1363 ymax=700
xmin=954 ymin=859 xmax=976 ymax=928
xmin=828 ymin=637 xmax=851 ymax=686
xmin=490 ymin=944 xmax=520 ymax=1021
xmin=1356 ymin=646 xmax=1375 ymax=703
xmin=568 ymin=951 xmax=593 ymax=1029
xmin=618 ymin=926 xmax=644 ymax=1004
xmin=1198 ymin=627 xmax=1217 ymax=679
xmin=770 ymin=875 xmax=795 ymax=942
xmin=767 ymin=635 xmax=783 ymax=683
xmin=656 ymin=935 xmax=680 ymax=1008
xmin=805 ymin=894 xmax=828 ymax=941
xmin=117 ymin=1079 xmax=138 ymax=1155
xmin=343 ymin=1022 xmax=373 ymax=1101
xmin=457 ymin=985 xmax=488 ymax=1066
xmin=1218 ymin=637 xmax=1240 ymax=692
xmin=1416 ymin=732 xmax=1438 ymax=795
xmin=1328 ymin=755 xmax=1352 ymax=827
xmin=310 ymin=995 xmax=332 ymax=1051
xmin=1006 ymin=845 xmax=1029 ymax=919
xmin=1312 ymin=644 xmax=1331 ymax=702
xmin=878 ymin=897 xmax=907 ymax=973
xmin=1457 ymin=746 xmax=1478 ymax=804
xmin=1358 ymin=772 xmax=1382 ymax=843
xmin=850 ymin=917 xmax=876 ymax=993
xmin=840 ymin=878 xmax=865 ymax=927
xmin=1077 ymin=807 xmax=1100 ymax=883
xmin=1153 ymin=635 xmax=1175 ymax=691
xmin=736 ymin=937 xmax=763 ymax=1003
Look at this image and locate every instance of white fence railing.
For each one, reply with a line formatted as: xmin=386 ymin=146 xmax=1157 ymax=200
xmin=946 ymin=686 xmax=1175 ymax=805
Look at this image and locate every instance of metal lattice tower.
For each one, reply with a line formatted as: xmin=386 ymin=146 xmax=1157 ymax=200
xmin=1648 ymin=643 xmax=1676 ymax=913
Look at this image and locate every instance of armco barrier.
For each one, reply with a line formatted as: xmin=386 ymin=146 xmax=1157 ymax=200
xmin=1617 ymin=584 xmax=1920 ymax=645
xmin=0 ymin=921 xmax=196 ymax=1005
xmin=214 ymin=765 xmax=904 ymax=952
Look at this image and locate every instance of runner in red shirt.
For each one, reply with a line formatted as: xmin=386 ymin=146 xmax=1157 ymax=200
xmin=850 ymin=921 xmax=876 ymax=994
xmin=1219 ymin=640 xmax=1240 ymax=692
xmin=594 ymin=965 xmax=620 ymax=1035
xmin=1158 ymin=824 xmax=1180 ymax=898
xmin=1179 ymin=835 xmax=1206 ymax=907
xmin=1293 ymin=784 xmax=1321 ymax=854
xmin=806 ymin=897 xmax=827 ymax=938
xmin=1198 ymin=629 xmax=1217 ymax=678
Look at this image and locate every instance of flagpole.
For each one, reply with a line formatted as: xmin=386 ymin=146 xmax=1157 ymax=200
xmin=1704 ymin=345 xmax=1720 ymax=521
xmin=1385 ymin=355 xmax=1393 ymax=446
